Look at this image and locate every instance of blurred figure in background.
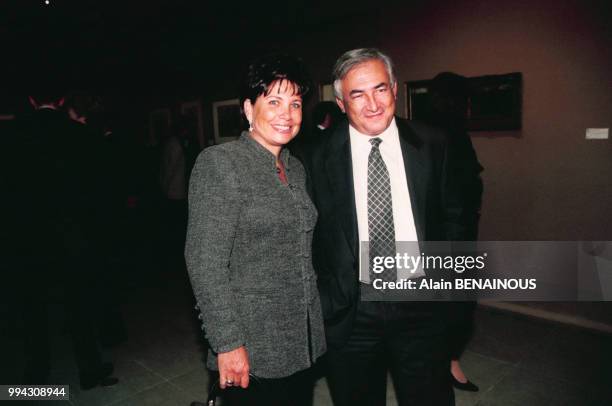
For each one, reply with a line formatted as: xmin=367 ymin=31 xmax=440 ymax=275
xmin=159 ymin=116 xmax=190 ymax=273
xmin=1 ymin=92 xmax=118 ymax=389
xmin=311 ymin=101 xmax=342 ymax=136
xmin=65 ymin=91 xmax=128 ymax=349
xmin=426 ymin=72 xmax=484 ymax=392
xmin=289 ymin=101 xmax=342 ymax=156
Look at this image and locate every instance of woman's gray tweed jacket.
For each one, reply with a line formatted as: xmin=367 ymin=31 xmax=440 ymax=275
xmin=185 ymin=133 xmax=326 ymax=379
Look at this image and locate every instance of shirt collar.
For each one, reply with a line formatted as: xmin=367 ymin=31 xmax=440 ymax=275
xmin=37 ymin=105 xmax=59 ymax=111
xmin=348 ymin=117 xmax=399 ymax=148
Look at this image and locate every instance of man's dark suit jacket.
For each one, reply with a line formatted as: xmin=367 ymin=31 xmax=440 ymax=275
xmin=297 ymin=117 xmax=470 ymax=349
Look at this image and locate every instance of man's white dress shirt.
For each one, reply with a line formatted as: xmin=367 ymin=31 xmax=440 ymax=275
xmin=349 ymin=119 xmax=423 ymax=281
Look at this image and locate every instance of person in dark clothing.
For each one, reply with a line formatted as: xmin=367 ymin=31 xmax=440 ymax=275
xmin=311 ymin=101 xmax=343 ymax=136
xmin=1 ymin=93 xmax=118 ymax=389
xmin=300 ymin=48 xmax=462 ymax=406
xmin=426 ymin=72 xmax=484 ymax=392
xmin=159 ymin=116 xmax=190 ymax=274
xmin=65 ymin=92 xmax=128 ymax=349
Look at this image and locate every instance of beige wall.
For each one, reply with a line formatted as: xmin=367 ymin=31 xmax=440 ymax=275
xmin=375 ymin=0 xmax=611 ymax=323
xmin=378 ymin=0 xmax=612 ymax=240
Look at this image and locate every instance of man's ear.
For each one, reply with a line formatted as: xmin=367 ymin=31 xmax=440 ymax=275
xmin=392 ymin=82 xmax=398 ymax=99
xmin=243 ymin=99 xmax=253 ymax=124
xmin=335 ymin=97 xmax=345 ymax=113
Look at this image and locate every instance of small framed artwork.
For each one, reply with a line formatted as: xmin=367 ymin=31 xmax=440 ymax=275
xmin=404 ymin=80 xmax=433 ymax=122
xmin=180 ymin=100 xmax=205 ymax=149
xmin=148 ymin=108 xmax=172 ymax=146
xmin=212 ymin=99 xmax=242 ymax=144
xmin=405 ymin=72 xmax=522 ymax=132
xmin=319 ymin=83 xmax=335 ymax=101
xmin=467 ymin=73 xmax=522 ymax=131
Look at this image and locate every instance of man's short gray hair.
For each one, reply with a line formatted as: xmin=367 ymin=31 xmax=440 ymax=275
xmin=332 ymin=48 xmax=397 ymax=100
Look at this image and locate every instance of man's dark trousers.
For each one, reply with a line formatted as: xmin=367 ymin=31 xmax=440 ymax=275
xmin=296 ymin=118 xmax=463 ymax=406
xmin=326 ymin=301 xmax=453 ymax=406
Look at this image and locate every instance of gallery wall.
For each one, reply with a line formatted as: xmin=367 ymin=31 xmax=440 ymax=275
xmin=379 ymin=0 xmax=612 ymax=242
xmin=373 ymin=0 xmax=612 ymax=324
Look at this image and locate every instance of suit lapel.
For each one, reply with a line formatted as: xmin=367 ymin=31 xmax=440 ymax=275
xmin=325 ymin=121 xmax=358 ymax=259
xmin=323 ymin=118 xmax=427 ymax=257
xmin=397 ymin=118 xmax=427 ymax=242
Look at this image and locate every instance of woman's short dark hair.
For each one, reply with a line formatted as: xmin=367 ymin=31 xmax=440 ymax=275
xmin=240 ymin=53 xmax=311 ymax=107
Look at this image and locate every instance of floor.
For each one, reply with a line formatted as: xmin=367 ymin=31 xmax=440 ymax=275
xmin=2 ymin=271 xmax=611 ymax=406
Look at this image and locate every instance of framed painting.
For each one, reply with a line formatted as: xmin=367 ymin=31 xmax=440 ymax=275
xmin=212 ymin=99 xmax=242 ymax=144
xmin=319 ymin=83 xmax=335 ymax=102
xmin=404 ymin=79 xmax=434 ymax=122
xmin=405 ymin=72 xmax=522 ymax=131
xmin=467 ymin=73 xmax=522 ymax=131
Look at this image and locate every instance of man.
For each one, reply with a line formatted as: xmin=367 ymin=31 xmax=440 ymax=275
xmin=301 ymin=49 xmax=469 ymax=405
xmin=65 ymin=91 xmax=129 ymax=348
xmin=1 ymin=94 xmax=118 ymax=389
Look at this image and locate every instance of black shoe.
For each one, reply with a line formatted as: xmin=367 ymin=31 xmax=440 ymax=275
xmin=80 ymin=375 xmax=119 ymax=390
xmin=99 ymin=376 xmax=119 ymax=387
xmin=450 ymin=374 xmax=479 ymax=392
xmin=99 ymin=363 xmax=114 ymax=379
xmin=80 ymin=363 xmax=119 ymax=390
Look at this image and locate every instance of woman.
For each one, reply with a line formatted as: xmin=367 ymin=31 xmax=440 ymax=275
xmin=428 ymin=72 xmax=483 ymax=392
xmin=185 ymin=54 xmax=326 ymax=406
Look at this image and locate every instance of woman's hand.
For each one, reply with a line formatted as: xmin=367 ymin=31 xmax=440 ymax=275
xmin=218 ymin=346 xmax=250 ymax=389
